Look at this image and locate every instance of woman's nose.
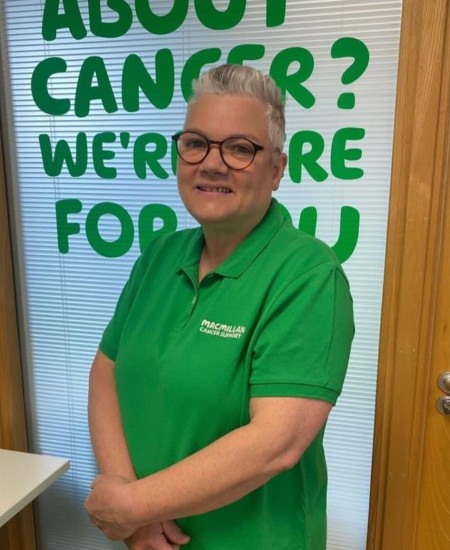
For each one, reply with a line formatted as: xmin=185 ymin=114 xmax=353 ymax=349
xmin=200 ymin=144 xmax=228 ymax=172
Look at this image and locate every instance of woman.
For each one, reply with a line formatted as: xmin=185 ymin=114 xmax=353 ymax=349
xmin=85 ymin=64 xmax=354 ymax=550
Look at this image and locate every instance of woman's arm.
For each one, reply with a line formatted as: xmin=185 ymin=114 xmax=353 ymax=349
xmin=85 ymin=395 xmax=332 ymax=540
xmin=87 ymin=349 xmax=190 ymax=548
xmin=88 ymin=349 xmax=136 ymax=478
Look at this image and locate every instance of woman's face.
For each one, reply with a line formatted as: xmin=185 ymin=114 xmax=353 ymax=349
xmin=177 ymin=93 xmax=287 ymax=237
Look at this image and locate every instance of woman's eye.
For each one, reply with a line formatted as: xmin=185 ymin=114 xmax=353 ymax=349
xmin=229 ymin=142 xmax=253 ymax=155
xmin=185 ymin=139 xmax=206 ymax=149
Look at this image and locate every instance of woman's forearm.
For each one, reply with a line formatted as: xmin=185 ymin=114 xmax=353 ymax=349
xmin=129 ymin=421 xmax=283 ymax=523
xmin=128 ymin=397 xmax=331 ymax=525
xmin=85 ymin=397 xmax=331 ymax=540
xmin=88 ymin=349 xmax=136 ymax=479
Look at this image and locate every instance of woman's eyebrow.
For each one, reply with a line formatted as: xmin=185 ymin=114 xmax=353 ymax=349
xmin=183 ymin=127 xmax=262 ymax=142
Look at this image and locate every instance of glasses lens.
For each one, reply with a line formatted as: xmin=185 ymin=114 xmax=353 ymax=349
xmin=176 ymin=132 xmax=208 ymax=163
xmin=222 ymin=137 xmax=256 ymax=169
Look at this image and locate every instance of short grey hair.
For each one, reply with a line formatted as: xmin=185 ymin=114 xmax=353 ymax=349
xmin=188 ymin=64 xmax=285 ymax=151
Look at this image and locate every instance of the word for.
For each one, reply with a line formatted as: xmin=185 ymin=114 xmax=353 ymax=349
xmin=55 ymin=199 xmax=360 ymax=262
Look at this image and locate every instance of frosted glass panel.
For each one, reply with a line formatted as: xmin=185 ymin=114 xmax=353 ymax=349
xmin=0 ymin=1 xmax=402 ymax=548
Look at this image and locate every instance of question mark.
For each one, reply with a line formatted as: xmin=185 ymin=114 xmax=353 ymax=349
xmin=331 ymin=37 xmax=370 ymax=109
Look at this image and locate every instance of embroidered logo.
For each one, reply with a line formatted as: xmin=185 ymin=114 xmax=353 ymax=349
xmin=199 ymin=319 xmax=246 ymax=340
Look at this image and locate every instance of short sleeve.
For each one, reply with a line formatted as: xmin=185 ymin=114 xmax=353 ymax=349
xmin=250 ymin=263 xmax=354 ymax=405
xmin=99 ymin=255 xmax=145 ymax=361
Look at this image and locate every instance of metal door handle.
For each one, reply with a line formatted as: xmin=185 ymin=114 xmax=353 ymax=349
xmin=438 ymin=372 xmax=450 ymax=394
xmin=436 ymin=396 xmax=450 ymax=416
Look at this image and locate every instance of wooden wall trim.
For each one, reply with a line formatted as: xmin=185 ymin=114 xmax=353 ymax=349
xmin=367 ymin=0 xmax=450 ymax=548
xmin=0 ymin=133 xmax=27 ymax=451
xmin=0 ymin=121 xmax=36 ymax=548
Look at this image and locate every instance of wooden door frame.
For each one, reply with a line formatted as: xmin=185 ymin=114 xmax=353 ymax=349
xmin=0 ymin=0 xmax=448 ymax=548
xmin=0 ymin=126 xmax=36 ymax=546
xmin=367 ymin=0 xmax=450 ymax=548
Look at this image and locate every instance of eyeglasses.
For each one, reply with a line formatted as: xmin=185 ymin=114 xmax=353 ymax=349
xmin=171 ymin=131 xmax=264 ymax=170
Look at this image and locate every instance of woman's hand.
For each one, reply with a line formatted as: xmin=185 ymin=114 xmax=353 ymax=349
xmin=85 ymin=475 xmax=190 ymax=547
xmin=124 ymin=521 xmax=190 ymax=550
xmin=85 ymin=474 xmax=138 ymax=540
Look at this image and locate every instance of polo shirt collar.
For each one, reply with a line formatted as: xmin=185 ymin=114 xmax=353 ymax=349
xmin=178 ymin=199 xmax=285 ymax=280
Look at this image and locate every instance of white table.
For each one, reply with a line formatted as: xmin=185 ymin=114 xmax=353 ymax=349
xmin=0 ymin=449 xmax=69 ymax=527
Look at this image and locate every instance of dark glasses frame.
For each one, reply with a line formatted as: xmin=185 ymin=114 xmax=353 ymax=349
xmin=171 ymin=131 xmax=264 ymax=170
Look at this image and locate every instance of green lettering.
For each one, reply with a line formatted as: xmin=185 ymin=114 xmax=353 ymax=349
xmin=270 ymin=47 xmax=315 ymax=108
xmin=55 ymin=199 xmax=83 ymax=253
xmin=135 ymin=0 xmax=188 ymax=34
xmin=227 ymin=44 xmax=265 ymax=65
xmin=298 ymin=206 xmax=317 ymax=236
xmin=32 ymin=58 xmax=70 ymax=115
xmin=266 ymin=0 xmax=286 ymax=27
xmin=122 ymin=51 xmax=174 ymax=111
xmin=42 ymin=0 xmax=87 ymax=41
xmin=171 ymin=135 xmax=179 ymax=176
xmin=298 ymin=205 xmax=360 ymax=262
xmin=75 ymin=56 xmax=118 ymax=118
xmin=39 ymin=132 xmax=88 ymax=177
xmin=195 ymin=0 xmax=245 ymax=30
xmin=331 ymin=127 xmax=365 ymax=179
xmin=133 ymin=133 xmax=169 ymax=180
xmin=181 ymin=48 xmax=222 ymax=101
xmin=89 ymin=0 xmax=132 ymax=38
xmin=331 ymin=38 xmax=370 ymax=110
xmin=86 ymin=202 xmax=134 ymax=258
xmin=331 ymin=206 xmax=360 ymax=263
xmin=289 ymin=131 xmax=328 ymax=183
xmin=92 ymin=132 xmax=117 ymax=179
xmin=138 ymin=204 xmax=177 ymax=251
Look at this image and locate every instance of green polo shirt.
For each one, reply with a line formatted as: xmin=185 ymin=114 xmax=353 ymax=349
xmin=100 ymin=199 xmax=354 ymax=550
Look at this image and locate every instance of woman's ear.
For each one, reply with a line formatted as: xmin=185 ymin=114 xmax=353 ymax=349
xmin=272 ymin=152 xmax=287 ymax=190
